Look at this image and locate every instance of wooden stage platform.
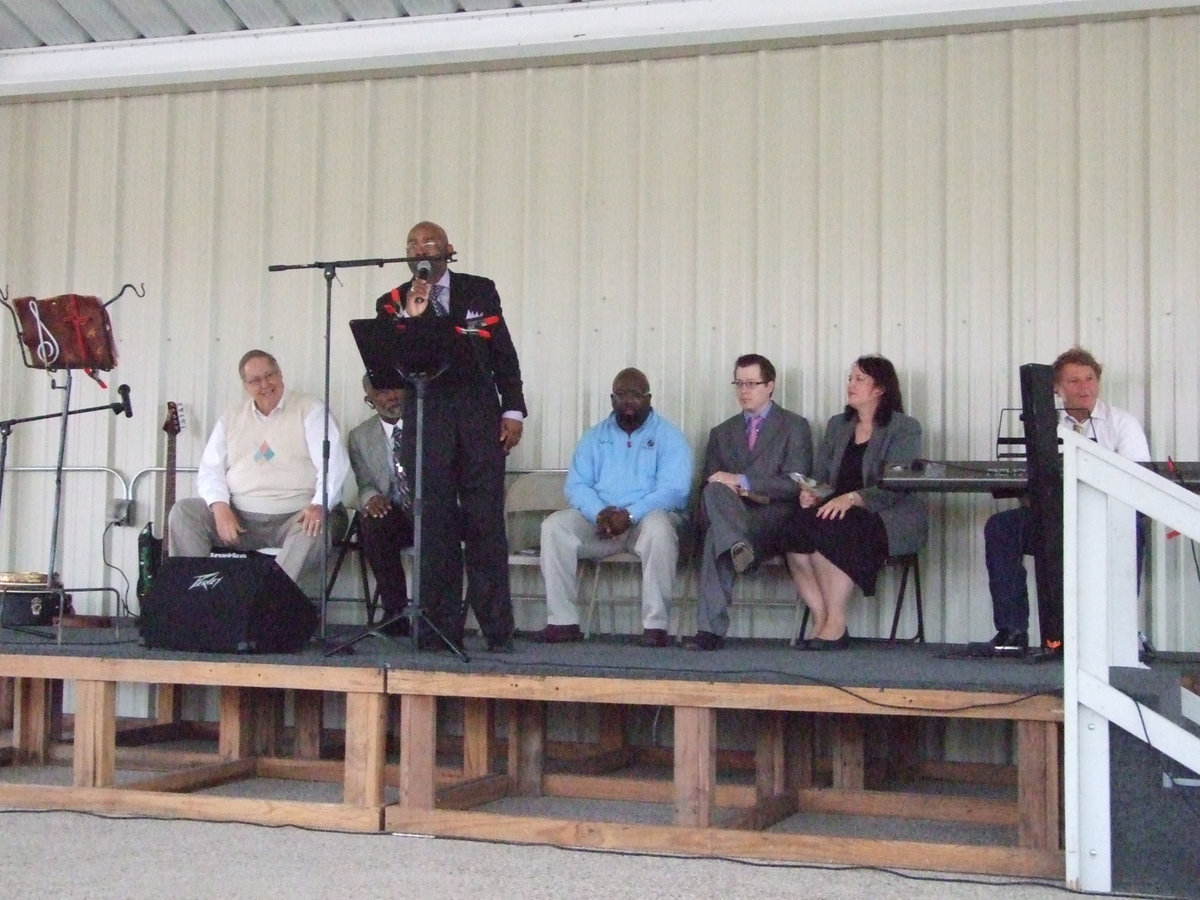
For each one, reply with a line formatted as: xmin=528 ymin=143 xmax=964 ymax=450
xmin=0 ymin=625 xmax=1065 ymax=880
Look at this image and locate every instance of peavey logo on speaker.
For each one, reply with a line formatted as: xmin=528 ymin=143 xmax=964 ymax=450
xmin=140 ymin=556 xmax=317 ymax=653
xmin=188 ymin=572 xmax=225 ymax=591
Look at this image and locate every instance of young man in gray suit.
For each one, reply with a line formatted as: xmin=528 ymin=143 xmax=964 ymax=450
xmin=687 ymin=354 xmax=814 ymax=651
xmin=347 ymin=375 xmax=414 ymax=635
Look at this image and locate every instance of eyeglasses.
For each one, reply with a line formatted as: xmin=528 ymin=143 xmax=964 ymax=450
xmin=243 ymin=369 xmax=280 ymax=388
xmin=406 ymin=239 xmax=442 ymax=252
xmin=731 ymin=380 xmax=767 ymax=389
xmin=611 ymin=390 xmax=650 ymax=401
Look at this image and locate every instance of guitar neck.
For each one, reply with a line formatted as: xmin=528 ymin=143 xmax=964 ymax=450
xmin=162 ymin=435 xmax=177 ymax=561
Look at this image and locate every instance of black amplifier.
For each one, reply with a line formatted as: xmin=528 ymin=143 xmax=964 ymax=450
xmin=0 ymin=590 xmax=73 ymax=626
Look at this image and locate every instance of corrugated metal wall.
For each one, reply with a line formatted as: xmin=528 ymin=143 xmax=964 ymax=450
xmin=1 ymin=13 xmax=1198 ymax=648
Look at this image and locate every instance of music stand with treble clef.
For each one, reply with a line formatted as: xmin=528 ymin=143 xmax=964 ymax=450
xmin=330 ymin=314 xmax=469 ymax=661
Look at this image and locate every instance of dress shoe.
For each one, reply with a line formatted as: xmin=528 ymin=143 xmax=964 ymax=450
xmin=991 ymin=628 xmax=1028 ymax=655
xmin=639 ymin=628 xmax=668 ymax=648
xmin=807 ymin=630 xmax=851 ymax=651
xmin=684 ymin=630 xmax=725 ymax=651
xmin=487 ymin=636 xmax=515 ymax=653
xmin=730 ymin=541 xmax=756 ymax=574
xmin=535 ymin=623 xmax=583 ymax=644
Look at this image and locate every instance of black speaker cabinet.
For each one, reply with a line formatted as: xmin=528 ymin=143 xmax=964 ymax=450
xmin=139 ymin=555 xmax=317 ymax=653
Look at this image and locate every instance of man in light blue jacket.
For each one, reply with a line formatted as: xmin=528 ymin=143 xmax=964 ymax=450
xmin=537 ymin=368 xmax=693 ymax=647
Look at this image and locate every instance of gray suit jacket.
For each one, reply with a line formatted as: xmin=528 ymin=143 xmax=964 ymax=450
xmin=702 ymin=404 xmax=813 ymax=501
xmin=814 ymin=411 xmax=928 ymax=556
xmin=348 ymin=414 xmax=397 ymax=507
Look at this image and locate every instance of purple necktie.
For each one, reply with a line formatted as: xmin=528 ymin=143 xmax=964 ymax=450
xmin=748 ymin=414 xmax=763 ymax=450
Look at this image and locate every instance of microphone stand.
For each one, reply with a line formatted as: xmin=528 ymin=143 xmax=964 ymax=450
xmin=267 ymin=254 xmax=447 ymax=646
xmin=0 ymin=378 xmax=133 ymax=642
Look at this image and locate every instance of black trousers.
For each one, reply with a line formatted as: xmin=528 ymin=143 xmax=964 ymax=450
xmin=403 ymin=384 xmax=512 ymax=645
xmin=357 ymin=506 xmax=413 ymax=615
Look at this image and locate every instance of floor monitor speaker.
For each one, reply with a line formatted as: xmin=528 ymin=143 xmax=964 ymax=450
xmin=140 ymin=554 xmax=316 ymax=653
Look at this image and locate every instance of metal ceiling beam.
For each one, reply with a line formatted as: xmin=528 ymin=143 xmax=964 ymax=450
xmin=1 ymin=0 xmax=1196 ymax=99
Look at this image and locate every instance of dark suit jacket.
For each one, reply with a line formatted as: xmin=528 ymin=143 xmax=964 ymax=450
xmin=702 ymin=404 xmax=813 ymax=501
xmin=813 ymin=411 xmax=928 ymax=555
xmin=347 ymin=414 xmax=396 ymax=506
xmin=375 ymin=270 xmax=526 ymax=416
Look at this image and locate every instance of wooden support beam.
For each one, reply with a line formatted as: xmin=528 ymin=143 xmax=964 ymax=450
xmin=154 ymin=683 xmax=181 ymax=724
xmin=436 ymin=773 xmax=510 ymax=810
xmin=829 ymin=715 xmax=865 ymax=790
xmin=293 ymin=690 xmax=324 ymax=760
xmin=72 ymin=679 xmax=116 ymax=788
xmin=756 ymin=710 xmax=788 ymax=800
xmin=1017 ymin=720 xmax=1061 ymax=850
xmin=13 ymin=677 xmax=52 ymax=764
xmin=788 ymin=713 xmax=815 ymax=790
xmin=462 ymin=697 xmax=494 ymax=778
xmin=725 ymin=792 xmax=798 ymax=831
xmin=398 ymin=694 xmax=436 ymax=809
xmin=344 ymin=691 xmax=387 ymax=808
xmin=674 ymin=705 xmax=716 ymax=827
xmin=384 ymin=807 xmax=1063 ymax=880
xmin=115 ymin=721 xmax=208 ymax=747
xmin=218 ymin=686 xmax=250 ymax=760
xmin=0 ymin=676 xmax=13 ymax=729
xmin=797 ymin=787 xmax=1018 ymax=825
xmin=597 ymin=704 xmax=627 ymax=753
xmin=120 ymin=758 xmax=257 ymax=793
xmin=258 ymin=757 xmax=344 ymax=783
xmin=507 ymin=700 xmax=544 ymax=796
xmin=724 ymin=710 xmax=798 ymax=831
xmin=249 ymin=689 xmax=284 ymax=758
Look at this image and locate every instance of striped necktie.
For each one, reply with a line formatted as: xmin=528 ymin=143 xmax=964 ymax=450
xmin=430 ymin=284 xmax=448 ymax=317
xmin=391 ymin=424 xmax=412 ymax=510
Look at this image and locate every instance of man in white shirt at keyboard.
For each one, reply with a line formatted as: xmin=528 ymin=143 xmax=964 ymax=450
xmin=984 ymin=346 xmax=1148 ymax=654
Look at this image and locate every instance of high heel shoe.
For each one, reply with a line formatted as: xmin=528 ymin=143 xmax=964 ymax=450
xmin=806 ymin=630 xmax=851 ymax=651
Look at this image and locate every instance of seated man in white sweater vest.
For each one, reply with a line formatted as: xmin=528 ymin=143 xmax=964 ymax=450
xmin=169 ymin=349 xmax=350 ymax=588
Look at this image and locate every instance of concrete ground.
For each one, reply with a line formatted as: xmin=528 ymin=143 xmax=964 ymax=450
xmin=0 ymin=809 xmax=1079 ymax=899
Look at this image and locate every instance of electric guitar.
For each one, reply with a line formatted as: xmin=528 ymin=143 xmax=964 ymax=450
xmin=137 ymin=402 xmax=184 ymax=599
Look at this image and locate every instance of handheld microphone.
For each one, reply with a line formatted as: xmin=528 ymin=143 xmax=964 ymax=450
xmin=117 ymin=384 xmax=133 ymax=418
xmin=415 ymin=259 xmax=433 ymax=282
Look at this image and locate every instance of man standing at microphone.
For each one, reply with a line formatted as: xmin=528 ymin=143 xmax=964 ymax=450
xmin=375 ymin=221 xmax=526 ymax=652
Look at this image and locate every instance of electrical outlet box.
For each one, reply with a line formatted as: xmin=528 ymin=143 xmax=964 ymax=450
xmin=106 ymin=498 xmax=132 ymax=525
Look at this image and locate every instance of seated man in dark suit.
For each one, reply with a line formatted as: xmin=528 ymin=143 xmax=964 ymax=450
xmin=347 ymin=375 xmax=414 ymax=635
xmin=688 ymin=354 xmax=813 ymax=650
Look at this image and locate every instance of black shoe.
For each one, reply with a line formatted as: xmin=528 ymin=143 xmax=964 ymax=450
xmin=730 ymin=541 xmax=756 ymax=574
xmin=807 ymin=630 xmax=851 ymax=651
xmin=639 ymin=628 xmax=668 ymax=648
xmin=684 ymin=630 xmax=725 ymax=651
xmin=535 ymin=624 xmax=584 ymax=644
xmin=991 ymin=628 xmax=1028 ymax=654
xmin=487 ymin=636 xmax=515 ymax=653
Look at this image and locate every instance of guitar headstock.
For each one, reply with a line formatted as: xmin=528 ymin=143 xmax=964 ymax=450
xmin=162 ymin=401 xmax=186 ymax=436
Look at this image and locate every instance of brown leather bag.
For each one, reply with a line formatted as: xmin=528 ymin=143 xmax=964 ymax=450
xmin=16 ymin=293 xmax=118 ymax=371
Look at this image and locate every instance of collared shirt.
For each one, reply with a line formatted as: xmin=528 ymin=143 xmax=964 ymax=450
xmin=196 ymin=388 xmax=350 ymax=509
xmin=401 ymin=270 xmax=523 ymax=423
xmin=1059 ymin=398 xmax=1150 ymax=462
xmin=565 ymin=409 xmax=693 ymax=524
xmin=737 ymin=400 xmax=774 ymax=490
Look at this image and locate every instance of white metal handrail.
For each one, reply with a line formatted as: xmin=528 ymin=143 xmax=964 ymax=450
xmin=1062 ymin=428 xmax=1200 ymax=892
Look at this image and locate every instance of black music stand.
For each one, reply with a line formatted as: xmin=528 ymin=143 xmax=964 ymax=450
xmin=326 ymin=316 xmax=469 ymax=661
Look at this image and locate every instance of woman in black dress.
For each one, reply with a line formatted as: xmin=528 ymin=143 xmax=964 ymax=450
xmin=773 ymin=355 xmax=926 ymax=650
